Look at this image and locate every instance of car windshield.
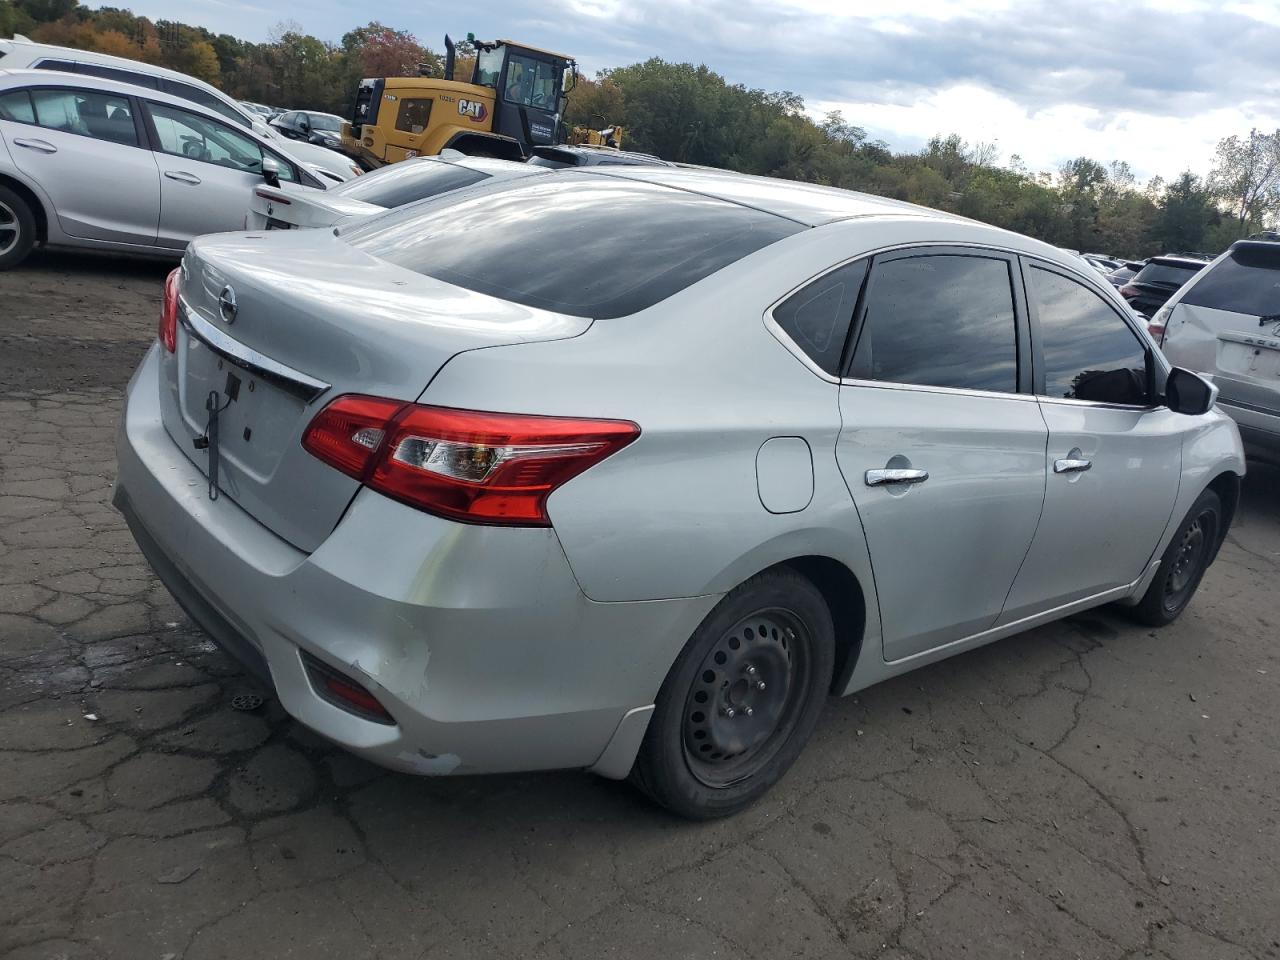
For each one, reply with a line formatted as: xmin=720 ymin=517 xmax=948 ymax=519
xmin=1181 ymin=244 xmax=1280 ymax=317
xmin=344 ymin=175 xmax=803 ymax=318
xmin=310 ymin=114 xmax=342 ymax=132
xmin=335 ymin=160 xmax=489 ymax=209
xmin=1132 ymin=261 xmax=1201 ymax=288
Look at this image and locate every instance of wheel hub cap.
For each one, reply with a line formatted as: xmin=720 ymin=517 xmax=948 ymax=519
xmin=0 ymin=201 xmax=18 ymax=258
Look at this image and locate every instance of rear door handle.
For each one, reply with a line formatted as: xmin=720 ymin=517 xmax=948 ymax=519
xmin=164 ymin=170 xmax=202 ymax=185
xmin=12 ymin=138 xmax=56 ymax=154
xmin=1054 ymin=458 xmax=1092 ymax=474
xmin=865 ymin=468 xmax=929 ymax=487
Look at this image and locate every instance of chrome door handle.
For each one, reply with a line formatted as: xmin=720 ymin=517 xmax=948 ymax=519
xmin=13 ymin=138 xmax=56 ymax=153
xmin=1054 ymin=458 xmax=1092 ymax=474
xmin=865 ymin=468 xmax=929 ymax=487
xmin=164 ymin=170 xmax=202 ymax=185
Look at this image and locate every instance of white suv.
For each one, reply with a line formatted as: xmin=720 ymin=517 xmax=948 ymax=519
xmin=1153 ymin=239 xmax=1280 ymax=465
xmin=0 ymin=36 xmax=359 ymax=184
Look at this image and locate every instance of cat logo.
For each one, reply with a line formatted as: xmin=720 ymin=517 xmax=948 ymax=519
xmin=458 ymin=99 xmax=488 ymax=122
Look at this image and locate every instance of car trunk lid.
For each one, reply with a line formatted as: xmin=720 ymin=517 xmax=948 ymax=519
xmin=159 ymin=230 xmax=590 ymax=552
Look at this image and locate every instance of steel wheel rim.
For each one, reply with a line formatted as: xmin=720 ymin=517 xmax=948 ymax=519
xmin=0 ymin=200 xmax=19 ymax=258
xmin=681 ymin=607 xmax=812 ymax=788
xmin=1163 ymin=513 xmax=1209 ymax=612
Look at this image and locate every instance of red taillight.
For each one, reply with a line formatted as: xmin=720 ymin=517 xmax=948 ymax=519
xmin=1119 ymin=284 xmax=1138 ymax=299
xmin=159 ymin=267 xmax=179 ymax=353
xmin=254 ymin=189 xmax=291 ymax=204
xmin=1147 ymin=322 xmax=1165 ymax=342
xmin=302 ymin=395 xmax=640 ymax=526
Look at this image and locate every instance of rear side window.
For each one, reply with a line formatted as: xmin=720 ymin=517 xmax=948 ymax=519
xmin=1030 ymin=266 xmax=1149 ymax=405
xmin=346 ymin=176 xmax=803 ymax=318
xmin=74 ymin=62 xmax=158 ymax=89
xmin=1133 ymin=261 xmax=1201 ymax=288
xmin=0 ymin=90 xmax=35 ymax=123
xmin=337 ymin=160 xmax=487 ymax=209
xmin=848 ymin=254 xmax=1019 ymax=393
xmin=772 ymin=260 xmax=867 ymax=376
xmin=1181 ymin=244 xmax=1280 ymax=317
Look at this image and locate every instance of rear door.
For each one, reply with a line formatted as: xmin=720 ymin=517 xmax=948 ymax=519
xmin=142 ymin=100 xmax=301 ymax=247
xmin=835 ymin=248 xmax=1047 ymax=662
xmin=0 ymin=85 xmax=160 ymax=244
xmin=1000 ymin=263 xmax=1182 ymax=621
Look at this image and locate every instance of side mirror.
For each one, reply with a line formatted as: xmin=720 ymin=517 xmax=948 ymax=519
xmin=1165 ymin=367 xmax=1217 ymax=415
xmin=261 ymin=156 xmax=281 ymax=188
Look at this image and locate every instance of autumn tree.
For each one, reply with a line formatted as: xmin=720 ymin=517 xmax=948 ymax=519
xmin=1208 ymin=129 xmax=1280 ymax=234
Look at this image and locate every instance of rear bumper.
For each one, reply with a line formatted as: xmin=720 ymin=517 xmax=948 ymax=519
xmin=114 ymin=344 xmax=717 ymax=777
xmin=1217 ymin=398 xmax=1280 ymax=464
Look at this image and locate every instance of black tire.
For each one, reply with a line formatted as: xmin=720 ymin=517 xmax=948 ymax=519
xmin=0 ymin=185 xmax=37 ymax=271
xmin=631 ymin=567 xmax=835 ymax=820
xmin=1129 ymin=488 xmax=1221 ymax=627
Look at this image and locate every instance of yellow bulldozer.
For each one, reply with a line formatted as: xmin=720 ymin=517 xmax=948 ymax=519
xmin=341 ymin=34 xmax=621 ymax=168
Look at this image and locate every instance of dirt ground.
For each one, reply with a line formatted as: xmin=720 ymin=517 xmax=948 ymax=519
xmin=1 ymin=250 xmax=1278 ymax=960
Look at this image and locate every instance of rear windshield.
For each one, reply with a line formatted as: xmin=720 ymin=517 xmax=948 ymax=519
xmin=1132 ymin=261 xmax=1202 ymax=288
xmin=1181 ymin=244 xmax=1280 ymax=317
xmin=335 ymin=160 xmax=488 ymax=209
xmin=345 ymin=176 xmax=803 ymax=318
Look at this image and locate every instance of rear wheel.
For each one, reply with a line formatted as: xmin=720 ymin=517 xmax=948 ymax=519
xmin=0 ymin=186 xmax=37 ymax=270
xmin=631 ymin=568 xmax=834 ymax=819
xmin=1129 ymin=488 xmax=1221 ymax=626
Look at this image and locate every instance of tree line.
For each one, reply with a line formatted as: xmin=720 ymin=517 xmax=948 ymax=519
xmin=4 ymin=0 xmax=1279 ymax=258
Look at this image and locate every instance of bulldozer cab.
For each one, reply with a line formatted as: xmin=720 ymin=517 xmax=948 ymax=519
xmin=458 ymin=37 xmax=576 ymax=151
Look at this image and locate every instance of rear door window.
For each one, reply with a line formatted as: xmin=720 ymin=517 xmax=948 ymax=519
xmin=336 ymin=160 xmax=487 ymax=208
xmin=847 ymin=254 xmax=1020 ymax=393
xmin=28 ymin=88 xmax=138 ymax=146
xmin=771 ymin=260 xmax=867 ymax=376
xmin=1180 ymin=244 xmax=1280 ymax=317
xmin=0 ymin=90 xmax=35 ymax=123
xmin=1030 ymin=266 xmax=1149 ymax=405
xmin=345 ymin=175 xmax=803 ymax=318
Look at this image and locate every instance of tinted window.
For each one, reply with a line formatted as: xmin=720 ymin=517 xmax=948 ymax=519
xmin=74 ymin=62 xmax=159 ymax=89
xmin=33 ymin=58 xmax=82 ymax=74
xmin=157 ymin=79 xmax=249 ymax=127
xmin=0 ymin=90 xmax=35 ymax=123
xmin=309 ymin=113 xmax=342 ymax=132
xmin=848 ymin=255 xmax=1018 ymax=393
xmin=345 ymin=176 xmax=802 ymax=318
xmin=1031 ymin=267 xmax=1149 ymax=405
xmin=336 ymin=160 xmax=487 ymax=209
xmin=1132 ymin=261 xmax=1201 ymax=288
xmin=29 ymin=89 xmax=137 ymax=146
xmin=395 ymin=99 xmax=432 ymax=134
xmin=148 ymin=102 xmax=295 ymax=181
xmin=773 ymin=260 xmax=867 ymax=375
xmin=1181 ymin=244 xmax=1280 ymax=317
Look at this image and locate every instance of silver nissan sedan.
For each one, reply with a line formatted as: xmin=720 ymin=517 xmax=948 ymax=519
xmin=114 ymin=167 xmax=1245 ymax=819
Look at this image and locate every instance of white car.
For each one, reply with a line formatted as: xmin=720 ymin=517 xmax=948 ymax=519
xmin=247 ymin=155 xmax=547 ymax=230
xmin=0 ymin=36 xmax=360 ymax=184
xmin=0 ymin=69 xmax=324 ymax=268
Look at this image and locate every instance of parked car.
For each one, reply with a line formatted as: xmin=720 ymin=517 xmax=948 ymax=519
xmin=527 ymin=143 xmax=673 ymax=168
xmin=0 ymin=69 xmax=324 ymax=269
xmin=0 ymin=36 xmax=360 ymax=183
xmin=239 ymin=100 xmax=272 ymax=119
xmin=1107 ymin=259 xmax=1146 ymax=288
xmin=1118 ymin=254 xmax=1209 ymax=316
xmin=114 ymin=167 xmax=1243 ymax=819
xmin=271 ymin=110 xmax=346 ymax=151
xmin=247 ymin=154 xmax=546 ymax=231
xmin=1082 ymin=253 xmax=1122 ymax=274
xmin=1151 ymin=239 xmax=1280 ymax=464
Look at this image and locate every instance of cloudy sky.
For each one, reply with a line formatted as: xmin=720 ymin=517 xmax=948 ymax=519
xmin=92 ymin=0 xmax=1280 ymax=181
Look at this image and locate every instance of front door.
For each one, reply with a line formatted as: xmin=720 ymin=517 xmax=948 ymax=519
xmin=0 ymin=85 xmax=159 ymax=244
xmin=836 ymin=249 xmax=1047 ymax=662
xmin=1000 ymin=263 xmax=1183 ymax=621
xmin=143 ymin=100 xmax=297 ymax=247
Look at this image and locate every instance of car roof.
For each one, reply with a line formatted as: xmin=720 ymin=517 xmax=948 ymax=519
xmin=578 ymin=165 xmax=974 ymax=228
xmin=0 ymin=68 xmax=260 ymax=130
xmin=0 ymin=36 xmax=238 ymax=102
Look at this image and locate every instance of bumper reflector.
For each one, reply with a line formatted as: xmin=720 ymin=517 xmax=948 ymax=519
xmin=300 ymin=651 xmax=395 ymax=725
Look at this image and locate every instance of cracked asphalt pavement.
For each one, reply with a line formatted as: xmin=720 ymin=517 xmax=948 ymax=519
xmin=2 ymin=251 xmax=1279 ymax=960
